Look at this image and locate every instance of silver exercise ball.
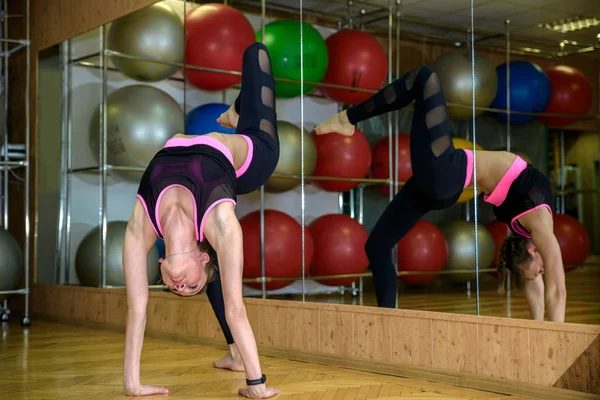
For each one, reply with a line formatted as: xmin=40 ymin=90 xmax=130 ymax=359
xmin=264 ymin=121 xmax=317 ymax=193
xmin=107 ymin=2 xmax=184 ymax=82
xmin=431 ymin=50 xmax=498 ymax=120
xmin=75 ymin=221 xmax=160 ymax=287
xmin=89 ymin=85 xmax=184 ymax=182
xmin=442 ymin=220 xmax=495 ymax=284
xmin=0 ymin=228 xmax=23 ymax=302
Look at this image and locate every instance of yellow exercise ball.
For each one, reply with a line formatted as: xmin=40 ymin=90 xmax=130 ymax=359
xmin=264 ymin=121 xmax=317 ymax=193
xmin=432 ymin=50 xmax=498 ymax=120
xmin=452 ymin=137 xmax=484 ymax=203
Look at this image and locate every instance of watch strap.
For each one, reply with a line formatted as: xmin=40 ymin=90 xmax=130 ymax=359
xmin=246 ymin=374 xmax=267 ymax=386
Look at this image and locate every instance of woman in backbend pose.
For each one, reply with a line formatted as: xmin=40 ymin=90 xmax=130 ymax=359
xmin=315 ymin=65 xmax=567 ymax=322
xmin=122 ymin=42 xmax=279 ymax=398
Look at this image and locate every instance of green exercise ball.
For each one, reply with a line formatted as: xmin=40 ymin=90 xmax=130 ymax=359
xmin=89 ymin=85 xmax=184 ymax=182
xmin=442 ymin=220 xmax=495 ymax=284
xmin=432 ymin=50 xmax=498 ymax=120
xmin=75 ymin=221 xmax=160 ymax=287
xmin=256 ymin=19 xmax=328 ymax=98
xmin=264 ymin=121 xmax=317 ymax=193
xmin=107 ymin=2 xmax=184 ymax=82
xmin=0 ymin=228 xmax=23 ymax=302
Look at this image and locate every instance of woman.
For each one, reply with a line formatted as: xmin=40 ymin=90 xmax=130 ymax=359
xmin=315 ymin=65 xmax=567 ymax=322
xmin=122 ymin=42 xmax=279 ymax=398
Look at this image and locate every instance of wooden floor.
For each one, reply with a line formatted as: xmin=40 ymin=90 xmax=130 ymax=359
xmin=268 ymin=266 xmax=600 ymax=325
xmin=0 ymin=321 xmax=535 ymax=400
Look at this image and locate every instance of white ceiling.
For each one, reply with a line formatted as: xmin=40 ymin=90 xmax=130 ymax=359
xmin=233 ymin=0 xmax=600 ymax=55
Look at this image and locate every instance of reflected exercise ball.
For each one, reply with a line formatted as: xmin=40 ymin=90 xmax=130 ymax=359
xmin=397 ymin=220 xmax=447 ymax=286
xmin=107 ymin=2 xmax=184 ymax=82
xmin=312 ymin=128 xmax=372 ymax=192
xmin=370 ymin=134 xmax=411 ymax=197
xmin=0 ymin=228 xmax=23 ymax=302
xmin=553 ymin=213 xmax=591 ymax=271
xmin=432 ymin=50 xmax=498 ymax=120
xmin=90 ymin=85 xmax=184 ymax=182
xmin=257 ymin=20 xmax=328 ymax=98
xmin=264 ymin=121 xmax=317 ymax=193
xmin=75 ymin=221 xmax=160 ymax=287
xmin=186 ymin=103 xmax=235 ymax=135
xmin=442 ymin=220 xmax=495 ymax=284
xmin=184 ymin=4 xmax=256 ymax=91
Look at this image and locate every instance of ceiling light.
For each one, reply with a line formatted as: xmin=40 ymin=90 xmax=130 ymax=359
xmin=537 ymin=16 xmax=600 ymax=33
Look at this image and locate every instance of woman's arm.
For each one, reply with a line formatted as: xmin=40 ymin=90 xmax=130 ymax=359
xmin=204 ymin=202 xmax=279 ymax=399
xmin=522 ymin=209 xmax=567 ymax=322
xmin=122 ymin=202 xmax=169 ymax=396
xmin=523 ymin=276 xmax=545 ymax=320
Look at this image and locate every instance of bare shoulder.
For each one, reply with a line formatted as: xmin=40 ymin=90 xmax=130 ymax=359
xmin=517 ymin=206 xmax=553 ymax=234
xmin=204 ymin=201 xmax=238 ymax=239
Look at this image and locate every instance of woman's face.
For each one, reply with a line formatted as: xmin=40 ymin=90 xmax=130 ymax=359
xmin=519 ymin=246 xmax=544 ymax=280
xmin=160 ymin=253 xmax=208 ymax=296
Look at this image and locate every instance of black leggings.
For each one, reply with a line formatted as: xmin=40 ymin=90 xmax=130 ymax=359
xmin=347 ymin=66 xmax=468 ymax=308
xmin=206 ymin=42 xmax=277 ymax=345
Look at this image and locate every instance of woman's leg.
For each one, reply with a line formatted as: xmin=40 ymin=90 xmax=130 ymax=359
xmin=365 ymin=178 xmax=431 ymax=308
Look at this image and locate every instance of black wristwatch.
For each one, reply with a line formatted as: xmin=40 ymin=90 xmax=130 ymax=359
xmin=246 ymin=374 xmax=267 ymax=386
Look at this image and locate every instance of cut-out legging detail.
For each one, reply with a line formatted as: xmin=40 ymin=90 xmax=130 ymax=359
xmin=206 ymin=42 xmax=280 ymax=346
xmin=230 ymin=42 xmax=280 ymax=195
xmin=347 ymin=66 xmax=468 ymax=308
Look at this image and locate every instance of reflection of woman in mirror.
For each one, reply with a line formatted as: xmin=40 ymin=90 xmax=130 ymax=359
xmin=121 ymin=42 xmax=279 ymax=398
xmin=315 ymin=65 xmax=566 ymax=322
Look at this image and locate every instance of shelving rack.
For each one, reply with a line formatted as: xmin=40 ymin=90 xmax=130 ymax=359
xmin=55 ymin=0 xmax=600 ymax=315
xmin=0 ymin=0 xmax=31 ymax=327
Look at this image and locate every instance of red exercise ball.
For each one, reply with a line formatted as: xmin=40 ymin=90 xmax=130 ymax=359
xmin=240 ymin=210 xmax=314 ymax=290
xmin=309 ymin=214 xmax=369 ymax=287
xmin=184 ymin=4 xmax=256 ymax=91
xmin=486 ymin=220 xmax=509 ymax=277
xmin=538 ymin=65 xmax=593 ymax=127
xmin=312 ymin=128 xmax=372 ymax=192
xmin=397 ymin=220 xmax=447 ymax=285
xmin=318 ymin=29 xmax=388 ymax=105
xmin=370 ymin=135 xmax=411 ymax=197
xmin=553 ymin=213 xmax=590 ymax=271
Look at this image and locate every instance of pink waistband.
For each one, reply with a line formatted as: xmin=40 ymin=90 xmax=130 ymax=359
xmin=484 ymin=156 xmax=527 ymax=207
xmin=164 ymin=136 xmax=235 ymax=167
xmin=236 ymin=135 xmax=254 ymax=178
xmin=463 ymin=149 xmax=473 ymax=190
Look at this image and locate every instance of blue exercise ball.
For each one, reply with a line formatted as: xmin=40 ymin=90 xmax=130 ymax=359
xmin=490 ymin=61 xmax=550 ymax=125
xmin=185 ymin=103 xmax=236 ymax=135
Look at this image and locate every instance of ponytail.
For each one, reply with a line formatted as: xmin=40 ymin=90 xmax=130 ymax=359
xmin=497 ymin=235 xmax=532 ymax=294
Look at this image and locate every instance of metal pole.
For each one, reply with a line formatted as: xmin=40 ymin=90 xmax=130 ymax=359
xmin=300 ymin=0 xmax=306 ymax=302
xmin=23 ymin=0 xmax=31 ymax=323
xmin=2 ymin=0 xmax=8 ymax=230
xmin=469 ymin=0 xmax=481 ymax=316
xmin=505 ymin=20 xmax=511 ymax=151
xmin=558 ymin=42 xmax=565 ymax=215
xmin=64 ymin=38 xmax=73 ymax=284
xmin=259 ymin=0 xmax=266 ymax=299
xmin=358 ymin=185 xmax=364 ymax=295
xmin=394 ymin=1 xmax=400 ymax=195
xmin=99 ymin=25 xmax=108 ymax=288
xmin=464 ymin=28 xmax=471 ymax=223
xmin=349 ymin=189 xmax=355 ymax=219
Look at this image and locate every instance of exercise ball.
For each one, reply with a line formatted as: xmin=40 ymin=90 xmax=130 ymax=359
xmin=240 ymin=210 xmax=314 ymax=290
xmin=486 ymin=219 xmax=509 ymax=277
xmin=264 ymin=121 xmax=317 ymax=193
xmin=184 ymin=4 xmax=256 ymax=91
xmin=452 ymin=137 xmax=484 ymax=203
xmin=553 ymin=213 xmax=590 ymax=271
xmin=107 ymin=3 xmax=184 ymax=82
xmin=75 ymin=221 xmax=160 ymax=287
xmin=311 ymin=128 xmax=372 ymax=192
xmin=442 ymin=220 xmax=495 ymax=284
xmin=397 ymin=220 xmax=447 ymax=286
xmin=490 ymin=61 xmax=550 ymax=125
xmin=0 ymin=228 xmax=23 ymax=302
xmin=319 ymin=29 xmax=388 ymax=104
xmin=538 ymin=65 xmax=593 ymax=127
xmin=186 ymin=103 xmax=235 ymax=135
xmin=257 ymin=20 xmax=328 ymax=98
xmin=89 ymin=85 xmax=184 ymax=182
xmin=370 ymin=134 xmax=411 ymax=197
xmin=432 ymin=50 xmax=498 ymax=120
xmin=308 ymin=214 xmax=368 ymax=286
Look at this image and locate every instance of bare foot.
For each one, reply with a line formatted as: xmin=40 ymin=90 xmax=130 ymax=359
xmin=314 ymin=110 xmax=355 ymax=136
xmin=213 ymin=353 xmax=245 ymax=372
xmin=217 ymin=103 xmax=239 ymax=129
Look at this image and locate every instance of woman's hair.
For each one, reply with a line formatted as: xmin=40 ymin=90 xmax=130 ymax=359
xmin=197 ymin=239 xmax=218 ymax=294
xmin=497 ymin=235 xmax=533 ymax=294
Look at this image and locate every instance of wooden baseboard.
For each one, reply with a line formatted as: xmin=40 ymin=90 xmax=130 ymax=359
xmin=31 ymin=312 xmax=598 ymax=400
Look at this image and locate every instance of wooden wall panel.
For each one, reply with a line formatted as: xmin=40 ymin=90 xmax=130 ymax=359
xmin=30 ymin=284 xmax=600 ymax=397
